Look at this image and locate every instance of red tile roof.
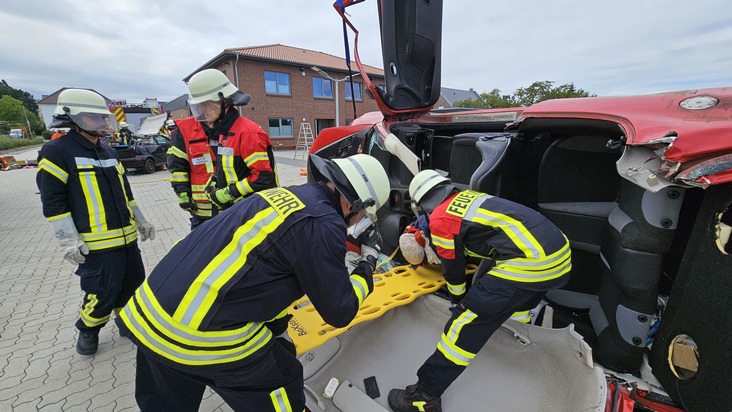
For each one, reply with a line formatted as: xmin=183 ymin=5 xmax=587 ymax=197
xmin=224 ymin=44 xmax=384 ymax=77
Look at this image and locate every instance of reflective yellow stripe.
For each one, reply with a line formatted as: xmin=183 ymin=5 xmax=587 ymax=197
xmin=80 ymin=294 xmax=110 ymax=327
xmin=236 ymin=179 xmax=254 ymax=197
xmin=171 ymin=171 xmax=189 ymax=183
xmin=173 ymin=208 xmax=284 ymax=328
xmin=350 ymin=275 xmax=369 ymax=307
xmin=119 ymin=282 xmax=272 ymax=366
xmin=48 ymin=212 xmax=72 ymax=221
xmin=79 ymin=224 xmax=138 ymax=250
xmin=38 ymin=158 xmax=68 ymax=183
xmin=437 ymin=333 xmax=475 ymax=366
xmin=167 ymin=146 xmax=187 ymax=159
xmin=244 ymin=151 xmax=269 ymax=167
xmin=77 ymin=166 xmax=106 ymax=232
xmin=472 ymin=208 xmax=544 ymax=259
xmin=270 ymin=387 xmax=293 ymax=412
xmin=222 ymin=154 xmax=237 ymax=185
xmin=447 ymin=282 xmax=466 ymax=296
xmin=491 ymin=257 xmax=571 ymax=283
xmin=511 ymin=310 xmax=531 ymax=323
xmin=496 ymin=241 xmax=571 ymax=270
xmin=431 ymin=234 xmax=454 ymax=250
xmin=191 ymin=184 xmax=207 ymax=192
xmin=446 ymin=307 xmax=477 ymax=342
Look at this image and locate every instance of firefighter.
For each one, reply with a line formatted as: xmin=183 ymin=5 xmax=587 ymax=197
xmin=36 ymin=89 xmax=156 ymax=356
xmin=167 ymin=69 xmax=278 ymax=230
xmin=117 ymin=121 xmax=133 ymax=145
xmin=119 ymin=154 xmax=389 ymax=411
xmin=164 ymin=119 xmax=176 ymax=137
xmin=388 ymin=170 xmax=571 ymax=412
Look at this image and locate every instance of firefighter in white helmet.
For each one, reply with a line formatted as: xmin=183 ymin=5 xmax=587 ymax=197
xmin=389 ymin=169 xmax=571 ymax=412
xmin=167 ymin=68 xmax=278 ymax=230
xmin=120 ymin=154 xmax=388 ymax=411
xmin=37 ymin=88 xmax=155 ymax=356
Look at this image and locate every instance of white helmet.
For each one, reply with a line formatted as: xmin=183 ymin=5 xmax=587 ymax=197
xmin=409 ymin=170 xmax=455 ymax=213
xmin=187 ymin=69 xmax=250 ymax=121
xmin=51 ymin=89 xmax=116 ymax=135
xmin=165 ymin=119 xmax=176 ymax=128
xmin=119 ymin=121 xmax=129 ymax=129
xmin=310 ymin=154 xmax=390 ymax=236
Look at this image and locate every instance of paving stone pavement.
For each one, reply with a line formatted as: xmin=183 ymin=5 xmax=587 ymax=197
xmin=0 ymin=146 xmax=307 ymax=411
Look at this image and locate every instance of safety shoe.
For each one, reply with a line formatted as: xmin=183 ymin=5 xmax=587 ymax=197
xmin=388 ymin=383 xmax=442 ymax=412
xmin=76 ymin=330 xmax=99 ymax=355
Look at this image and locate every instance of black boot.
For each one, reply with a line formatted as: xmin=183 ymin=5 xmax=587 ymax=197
xmin=388 ymin=383 xmax=442 ymax=412
xmin=76 ymin=330 xmax=99 ymax=355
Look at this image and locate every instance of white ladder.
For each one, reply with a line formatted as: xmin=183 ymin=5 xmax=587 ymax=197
xmin=294 ymin=122 xmax=314 ymax=159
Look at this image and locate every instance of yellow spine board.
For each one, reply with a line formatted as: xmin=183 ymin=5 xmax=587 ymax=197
xmin=288 ymin=264 xmax=477 ymax=354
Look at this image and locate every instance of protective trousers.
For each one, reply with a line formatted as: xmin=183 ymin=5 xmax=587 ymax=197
xmin=74 ymin=244 xmax=145 ymax=332
xmin=417 ymin=276 xmax=546 ymax=397
xmin=135 ymin=340 xmax=305 ymax=412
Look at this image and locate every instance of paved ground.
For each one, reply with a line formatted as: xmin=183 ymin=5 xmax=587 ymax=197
xmin=0 ymin=145 xmax=307 ymax=411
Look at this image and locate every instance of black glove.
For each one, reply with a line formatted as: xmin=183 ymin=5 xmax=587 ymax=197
xmin=358 ymin=225 xmax=382 ymax=268
xmin=448 ymin=291 xmax=464 ymax=305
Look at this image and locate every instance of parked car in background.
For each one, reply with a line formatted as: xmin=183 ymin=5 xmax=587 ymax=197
xmin=9 ymin=129 xmax=24 ymax=138
xmin=112 ymin=113 xmax=170 ymax=174
xmin=298 ymin=1 xmax=732 ymax=411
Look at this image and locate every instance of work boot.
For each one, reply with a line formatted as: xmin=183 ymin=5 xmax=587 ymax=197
xmin=114 ymin=316 xmax=132 ymax=339
xmin=388 ymin=383 xmax=442 ymax=412
xmin=76 ymin=330 xmax=99 ymax=355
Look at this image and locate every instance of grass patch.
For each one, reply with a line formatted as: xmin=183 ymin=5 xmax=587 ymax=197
xmin=0 ymin=136 xmax=47 ymax=151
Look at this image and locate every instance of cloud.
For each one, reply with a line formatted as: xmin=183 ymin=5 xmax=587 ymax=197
xmin=1 ymin=0 xmax=730 ymax=104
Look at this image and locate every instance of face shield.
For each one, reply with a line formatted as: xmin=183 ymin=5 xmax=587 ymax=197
xmin=189 ymin=98 xmax=223 ymax=124
xmin=346 ymin=210 xmax=376 ymax=238
xmin=70 ymin=112 xmax=117 ymax=135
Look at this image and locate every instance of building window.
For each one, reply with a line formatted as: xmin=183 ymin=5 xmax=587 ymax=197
xmin=344 ymin=82 xmax=363 ymax=101
xmin=313 ymin=77 xmax=333 ymax=98
xmin=265 ymin=71 xmax=290 ymax=95
xmin=268 ymin=118 xmax=293 ymax=137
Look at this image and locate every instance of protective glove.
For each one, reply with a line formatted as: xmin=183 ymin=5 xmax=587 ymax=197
xmin=358 ymin=225 xmax=382 ymax=268
xmin=131 ymin=203 xmax=156 ymax=241
xmin=207 ymin=186 xmax=235 ymax=209
xmin=177 ymin=192 xmax=196 ymax=213
xmin=50 ymin=214 xmax=89 ymax=265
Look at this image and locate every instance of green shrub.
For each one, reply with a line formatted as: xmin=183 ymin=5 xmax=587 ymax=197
xmin=0 ymin=136 xmax=46 ymax=151
xmin=42 ymin=130 xmax=52 ymax=139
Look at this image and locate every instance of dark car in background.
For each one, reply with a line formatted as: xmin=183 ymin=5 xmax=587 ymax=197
xmin=112 ymin=113 xmax=170 ymax=174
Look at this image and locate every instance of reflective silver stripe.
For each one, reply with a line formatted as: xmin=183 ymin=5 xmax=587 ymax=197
xmin=496 ymin=244 xmax=571 ymax=269
xmin=123 ymin=303 xmax=272 ymax=363
xmin=350 ymin=275 xmax=368 ymax=305
xmin=178 ymin=210 xmax=280 ymax=325
xmin=137 ymin=284 xmax=261 ymax=344
xmin=447 ymin=309 xmax=477 ymax=341
xmin=412 ymin=173 xmax=446 ymax=201
xmin=218 ymin=146 xmax=235 ymax=156
xmin=462 ymin=195 xmax=491 ymax=220
xmin=437 ymin=337 xmax=473 ymax=365
xmin=270 ymin=388 xmax=292 ymax=412
xmin=473 ymin=209 xmax=542 ymax=258
xmin=447 ymin=282 xmax=466 ymax=295
xmin=191 ymin=82 xmax=230 ymax=99
xmin=345 ymin=157 xmax=380 ymax=208
xmin=63 ymin=102 xmax=109 ymax=111
xmin=75 ymin=157 xmax=119 ymax=168
xmin=491 ymin=257 xmax=572 ymax=282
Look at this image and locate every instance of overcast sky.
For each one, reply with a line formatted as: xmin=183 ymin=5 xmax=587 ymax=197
xmin=2 ymin=1 xmax=731 ymax=104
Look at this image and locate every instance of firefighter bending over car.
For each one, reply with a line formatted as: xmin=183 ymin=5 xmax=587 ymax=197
xmin=36 ymin=89 xmax=155 ymax=356
xmin=118 ymin=154 xmax=389 ymax=412
xmin=167 ymin=68 xmax=278 ymax=230
xmin=388 ymin=170 xmax=571 ymax=412
xmin=116 ymin=121 xmax=133 ymax=145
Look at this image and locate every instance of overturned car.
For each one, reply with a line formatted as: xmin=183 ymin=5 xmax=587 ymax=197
xmin=290 ymin=1 xmax=732 ymax=411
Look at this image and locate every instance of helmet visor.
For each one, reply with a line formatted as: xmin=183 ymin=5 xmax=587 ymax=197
xmin=69 ymin=112 xmax=117 ymax=133
xmin=347 ymin=212 xmax=376 ymax=239
xmin=189 ymin=99 xmax=222 ymax=123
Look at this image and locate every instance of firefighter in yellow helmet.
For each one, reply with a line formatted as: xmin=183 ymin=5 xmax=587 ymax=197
xmin=36 ymin=88 xmax=155 ymax=356
xmin=120 ymin=154 xmax=388 ymax=411
xmin=166 ymin=68 xmax=278 ymax=230
xmin=388 ymin=170 xmax=571 ymax=412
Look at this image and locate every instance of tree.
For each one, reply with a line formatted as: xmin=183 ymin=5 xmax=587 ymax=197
xmin=453 ymin=81 xmax=595 ymax=108
xmin=0 ymin=95 xmax=44 ymax=134
xmin=0 ymin=80 xmax=39 ymax=113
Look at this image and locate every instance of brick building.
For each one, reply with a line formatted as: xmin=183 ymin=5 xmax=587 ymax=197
xmin=184 ymin=44 xmax=385 ymax=148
